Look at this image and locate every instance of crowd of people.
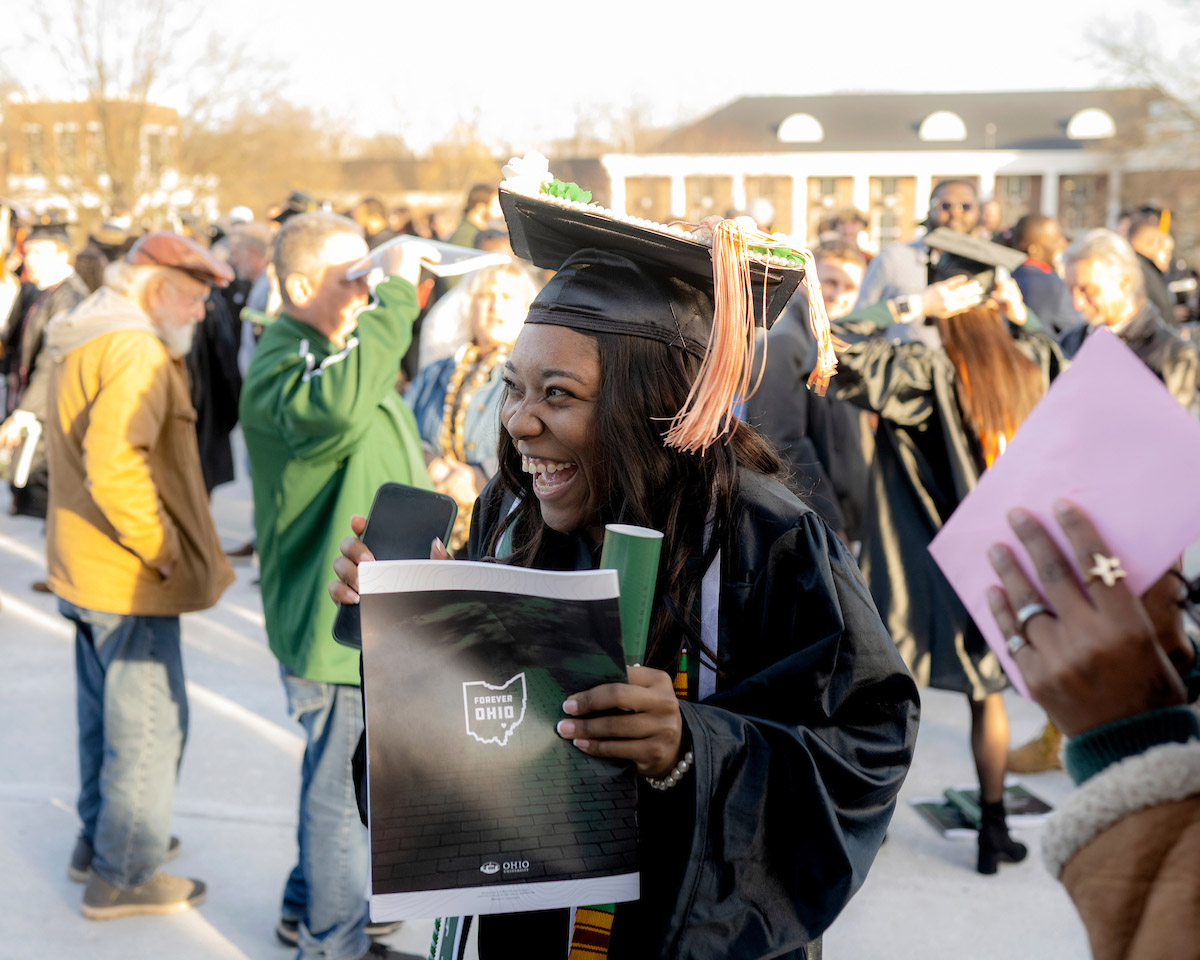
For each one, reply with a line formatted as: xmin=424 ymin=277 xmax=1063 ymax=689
xmin=0 ymin=168 xmax=1197 ymax=960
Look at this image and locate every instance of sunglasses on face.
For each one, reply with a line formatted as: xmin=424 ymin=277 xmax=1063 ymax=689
xmin=936 ymin=201 xmax=975 ymax=213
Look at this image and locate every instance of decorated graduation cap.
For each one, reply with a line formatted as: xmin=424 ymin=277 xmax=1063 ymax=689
xmin=499 ymin=153 xmax=836 ymax=455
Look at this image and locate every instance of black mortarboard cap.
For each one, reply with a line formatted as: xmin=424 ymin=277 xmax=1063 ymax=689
xmin=924 ymin=227 xmax=1026 ymax=289
xmin=498 ymin=160 xmax=837 ymax=453
xmin=500 ymin=188 xmax=804 ymax=349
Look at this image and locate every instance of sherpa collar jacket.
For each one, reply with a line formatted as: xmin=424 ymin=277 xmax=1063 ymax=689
xmin=44 ymin=287 xmax=234 ymax=616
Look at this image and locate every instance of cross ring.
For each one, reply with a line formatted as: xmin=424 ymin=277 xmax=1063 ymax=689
xmin=1015 ymin=602 xmax=1054 ymax=632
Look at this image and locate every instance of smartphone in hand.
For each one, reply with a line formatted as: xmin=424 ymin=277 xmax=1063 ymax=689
xmin=331 ymin=482 xmax=458 ymax=648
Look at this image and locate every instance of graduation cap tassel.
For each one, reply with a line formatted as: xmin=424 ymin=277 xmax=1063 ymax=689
xmin=801 ymin=255 xmax=841 ymax=395
xmin=663 ymin=219 xmax=757 ymax=454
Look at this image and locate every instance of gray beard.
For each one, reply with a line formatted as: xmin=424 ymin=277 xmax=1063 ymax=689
xmin=158 ymin=321 xmax=196 ymax=357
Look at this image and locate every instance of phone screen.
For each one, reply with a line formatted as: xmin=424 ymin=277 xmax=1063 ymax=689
xmin=331 ymin=483 xmax=458 ymax=648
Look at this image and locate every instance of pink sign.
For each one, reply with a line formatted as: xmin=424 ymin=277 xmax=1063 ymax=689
xmin=928 ymin=328 xmax=1200 ymax=697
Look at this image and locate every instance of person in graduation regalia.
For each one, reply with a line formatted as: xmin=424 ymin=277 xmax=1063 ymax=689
xmin=827 ymin=271 xmax=1065 ymax=875
xmin=333 ymin=157 xmax=919 ymax=960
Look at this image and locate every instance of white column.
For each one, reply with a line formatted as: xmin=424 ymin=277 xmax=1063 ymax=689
xmin=670 ymin=173 xmax=686 ymax=220
xmin=608 ymin=173 xmax=626 ymax=216
xmin=914 ymin=173 xmax=933 ymax=222
xmin=792 ymin=175 xmax=808 ymax=244
xmin=731 ymin=173 xmax=747 ymax=213
xmin=1042 ymin=171 xmax=1059 ymax=218
xmin=978 ymin=169 xmax=997 ymax=202
xmin=1106 ymin=167 xmax=1122 ymax=228
xmin=851 ymin=174 xmax=870 ymax=214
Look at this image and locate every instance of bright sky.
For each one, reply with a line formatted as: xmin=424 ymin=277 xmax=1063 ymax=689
xmin=4 ymin=0 xmax=1195 ymax=153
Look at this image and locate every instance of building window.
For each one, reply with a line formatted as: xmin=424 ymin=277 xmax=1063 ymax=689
xmin=745 ymin=176 xmax=793 ymax=234
xmin=58 ymin=125 xmax=79 ymax=173
xmin=624 ymin=177 xmax=672 ymax=223
xmin=806 ymin=177 xmax=854 ymax=244
xmin=1066 ymin=108 xmax=1116 ymax=140
xmin=995 ymin=175 xmax=1043 ymax=225
xmin=1059 ymin=174 xmax=1108 ymax=232
xmin=85 ymin=124 xmax=104 ymax=177
xmin=919 ymin=110 xmax=967 ymax=142
xmin=23 ymin=125 xmax=46 ymax=175
xmin=777 ymin=113 xmax=824 ymax=144
xmin=869 ymin=176 xmax=917 ymax=248
xmin=684 ymin=175 xmax=733 ymax=223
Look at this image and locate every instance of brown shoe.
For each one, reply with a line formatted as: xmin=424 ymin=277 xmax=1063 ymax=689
xmin=81 ymin=870 xmax=205 ymax=920
xmin=1007 ymin=721 xmax=1062 ymax=773
xmin=31 ymin=580 xmax=52 ymax=594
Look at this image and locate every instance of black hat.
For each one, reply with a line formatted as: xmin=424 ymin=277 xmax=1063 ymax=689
xmin=499 ymin=155 xmax=836 ymax=453
xmin=272 ymin=190 xmax=320 ymax=225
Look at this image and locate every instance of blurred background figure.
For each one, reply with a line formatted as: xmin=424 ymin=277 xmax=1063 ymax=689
xmin=974 ymin=199 xmax=1005 ymax=242
xmin=1061 ymin=228 xmax=1200 ymax=416
xmin=1 ymin=221 xmax=90 ymax=519
xmin=405 ymin=261 xmax=539 ymax=552
xmin=1127 ymin=210 xmax=1176 ymax=325
xmin=352 ymin=197 xmax=397 ymax=250
xmin=829 ymin=273 xmax=1062 ymax=875
xmin=855 ymin=179 xmax=979 ymax=311
xmin=447 ymin=183 xmax=500 ymax=249
xmin=1009 ymin=214 xmax=1081 ymax=337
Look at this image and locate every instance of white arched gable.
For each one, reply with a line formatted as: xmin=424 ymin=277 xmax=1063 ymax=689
xmin=918 ymin=110 xmax=967 ymax=141
xmin=777 ymin=113 xmax=824 ymax=143
xmin=1067 ymin=108 xmax=1116 ymax=139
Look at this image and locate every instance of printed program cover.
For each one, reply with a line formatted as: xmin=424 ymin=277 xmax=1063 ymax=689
xmin=358 ymin=559 xmax=640 ymax=921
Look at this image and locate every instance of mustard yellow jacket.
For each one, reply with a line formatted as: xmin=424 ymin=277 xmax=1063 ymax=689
xmin=43 ymin=287 xmax=234 ymax=615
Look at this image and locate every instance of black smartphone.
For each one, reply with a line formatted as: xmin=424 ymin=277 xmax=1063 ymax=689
xmin=331 ymin=482 xmax=458 ymax=648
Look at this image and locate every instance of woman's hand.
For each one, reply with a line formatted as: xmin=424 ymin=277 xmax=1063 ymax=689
xmin=986 ymin=500 xmax=1187 ymax=738
xmin=329 ymin=515 xmax=373 ymax=605
xmin=329 ymin=515 xmax=453 ymax=605
xmin=556 ymin=666 xmax=685 ymax=779
xmin=989 ymin=268 xmax=1028 ymax=326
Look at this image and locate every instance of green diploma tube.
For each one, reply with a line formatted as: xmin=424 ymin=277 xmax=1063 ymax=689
xmin=599 ymin=523 xmax=664 ymax=666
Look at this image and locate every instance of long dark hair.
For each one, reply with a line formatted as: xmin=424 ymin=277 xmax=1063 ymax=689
xmin=936 ymin=304 xmax=1044 ymax=441
xmin=488 ymin=330 xmax=781 ymax=670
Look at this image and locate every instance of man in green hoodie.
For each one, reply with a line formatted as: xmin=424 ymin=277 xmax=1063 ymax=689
xmin=240 ymin=211 xmax=430 ymax=960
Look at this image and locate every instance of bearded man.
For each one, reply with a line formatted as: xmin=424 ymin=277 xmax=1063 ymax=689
xmin=44 ymin=233 xmax=236 ymax=919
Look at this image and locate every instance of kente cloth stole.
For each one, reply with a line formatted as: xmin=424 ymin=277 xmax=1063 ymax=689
xmin=563 ymin=646 xmax=692 ymax=959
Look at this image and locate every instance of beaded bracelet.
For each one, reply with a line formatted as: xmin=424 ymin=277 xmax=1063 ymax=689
xmin=645 ymin=750 xmax=694 ymax=791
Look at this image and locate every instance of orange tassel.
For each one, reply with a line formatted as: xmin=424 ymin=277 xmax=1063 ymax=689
xmin=663 ymin=219 xmax=757 ymax=453
xmin=799 ymin=256 xmax=841 ymax=395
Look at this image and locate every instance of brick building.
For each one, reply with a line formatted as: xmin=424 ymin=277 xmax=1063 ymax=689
xmin=588 ymin=89 xmax=1200 ymax=258
xmin=0 ymin=97 xmax=206 ymax=221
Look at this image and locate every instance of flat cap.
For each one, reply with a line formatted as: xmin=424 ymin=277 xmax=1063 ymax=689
xmin=125 ymin=232 xmax=234 ymax=287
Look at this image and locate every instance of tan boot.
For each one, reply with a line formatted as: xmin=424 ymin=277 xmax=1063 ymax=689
xmin=1007 ymin=721 xmax=1062 ymax=773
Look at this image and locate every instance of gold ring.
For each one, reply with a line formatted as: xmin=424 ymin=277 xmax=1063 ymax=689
xmin=1086 ymin=553 xmax=1128 ymax=588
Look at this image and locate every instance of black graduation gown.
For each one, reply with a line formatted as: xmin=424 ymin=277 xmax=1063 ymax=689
xmin=467 ymin=469 xmax=919 ymax=960
xmin=828 ymin=316 xmax=1065 ymax=698
xmin=1059 ymin=303 xmax=1200 ymax=417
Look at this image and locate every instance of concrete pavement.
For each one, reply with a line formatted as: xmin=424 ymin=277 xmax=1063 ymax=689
xmin=0 ymin=454 xmax=1094 ymax=960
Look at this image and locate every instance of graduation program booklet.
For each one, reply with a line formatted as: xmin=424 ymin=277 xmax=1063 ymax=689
xmin=358 ymin=559 xmax=640 ymax=921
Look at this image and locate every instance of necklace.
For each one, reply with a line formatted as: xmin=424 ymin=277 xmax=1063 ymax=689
xmin=437 ymin=342 xmax=509 ymax=463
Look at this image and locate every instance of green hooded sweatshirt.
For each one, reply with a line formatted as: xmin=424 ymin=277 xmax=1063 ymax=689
xmin=240 ymin=276 xmax=430 ymax=684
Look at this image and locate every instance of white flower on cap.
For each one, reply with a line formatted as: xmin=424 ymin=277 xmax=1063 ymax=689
xmin=500 ymin=152 xmax=552 ymax=197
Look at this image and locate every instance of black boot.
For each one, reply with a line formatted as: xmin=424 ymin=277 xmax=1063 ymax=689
xmin=977 ymin=799 xmax=1027 ymax=874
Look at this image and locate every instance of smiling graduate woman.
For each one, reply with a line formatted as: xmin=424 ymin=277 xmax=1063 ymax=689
xmin=331 ymin=171 xmax=920 ymax=960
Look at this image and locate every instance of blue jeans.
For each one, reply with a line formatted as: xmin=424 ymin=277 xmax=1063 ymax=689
xmin=63 ymin=599 xmax=188 ymax=889
xmin=280 ymin=670 xmax=370 ymax=960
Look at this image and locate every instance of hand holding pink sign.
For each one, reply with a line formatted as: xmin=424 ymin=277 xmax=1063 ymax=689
xmin=928 ymin=328 xmax=1200 ymax=698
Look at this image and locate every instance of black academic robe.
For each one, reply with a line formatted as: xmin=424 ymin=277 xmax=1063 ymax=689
xmin=1059 ymin=303 xmax=1200 ymax=417
xmin=467 ymin=469 xmax=919 ymax=960
xmin=828 ymin=316 xmax=1065 ymax=699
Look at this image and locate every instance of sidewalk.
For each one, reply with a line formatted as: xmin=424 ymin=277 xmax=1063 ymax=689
xmin=0 ymin=456 xmax=1094 ymax=960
